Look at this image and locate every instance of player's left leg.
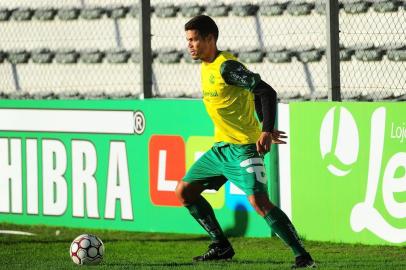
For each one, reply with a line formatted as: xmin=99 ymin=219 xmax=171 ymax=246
xmin=223 ymin=143 xmax=315 ymax=268
xmin=248 ymin=193 xmax=315 ymax=268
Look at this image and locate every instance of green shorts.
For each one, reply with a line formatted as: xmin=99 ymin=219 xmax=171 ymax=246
xmin=183 ymin=142 xmax=268 ymax=196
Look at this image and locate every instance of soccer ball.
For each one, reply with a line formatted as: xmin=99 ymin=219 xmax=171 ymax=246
xmin=70 ymin=234 xmax=104 ymax=265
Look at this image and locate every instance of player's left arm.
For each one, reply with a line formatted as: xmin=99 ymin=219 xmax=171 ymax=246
xmin=220 ymin=60 xmax=287 ymax=154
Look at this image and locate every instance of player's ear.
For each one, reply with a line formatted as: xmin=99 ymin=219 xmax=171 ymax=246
xmin=207 ymin=33 xmax=215 ymax=43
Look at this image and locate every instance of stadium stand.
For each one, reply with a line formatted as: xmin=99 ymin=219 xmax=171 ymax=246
xmin=0 ymin=0 xmax=404 ymax=100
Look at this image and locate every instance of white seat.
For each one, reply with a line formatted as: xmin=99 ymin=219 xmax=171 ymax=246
xmin=0 ymin=63 xmax=18 ymax=93
xmin=0 ymin=18 xmax=138 ymax=50
xmin=339 ymin=9 xmax=406 ymax=48
xmin=340 ymin=57 xmax=405 ymax=98
xmin=151 ymin=16 xmax=186 ymax=51
xmin=116 ymin=18 xmax=140 ymax=49
xmin=13 ymin=62 xmax=141 ymax=95
xmin=216 ymin=16 xmax=262 ymax=50
xmin=0 ymin=0 xmax=79 ymax=9
xmin=152 ymin=61 xmax=200 ymax=97
xmin=249 ymin=57 xmax=327 ymax=97
xmin=258 ymin=11 xmax=326 ymax=49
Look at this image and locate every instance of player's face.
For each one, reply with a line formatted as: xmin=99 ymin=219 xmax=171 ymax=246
xmin=186 ymin=30 xmax=211 ymax=60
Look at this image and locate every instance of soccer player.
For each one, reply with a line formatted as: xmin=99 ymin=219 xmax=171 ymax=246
xmin=175 ymin=15 xmax=315 ymax=268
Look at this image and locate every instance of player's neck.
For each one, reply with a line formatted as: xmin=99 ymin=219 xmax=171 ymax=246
xmin=202 ymin=48 xmax=220 ymax=63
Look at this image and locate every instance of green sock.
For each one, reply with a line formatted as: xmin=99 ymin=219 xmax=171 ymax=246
xmin=264 ymin=207 xmax=307 ymax=257
xmin=186 ymin=195 xmax=229 ymax=246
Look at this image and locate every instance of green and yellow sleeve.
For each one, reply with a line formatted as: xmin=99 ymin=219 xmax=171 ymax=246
xmin=219 ymin=60 xmax=261 ymax=91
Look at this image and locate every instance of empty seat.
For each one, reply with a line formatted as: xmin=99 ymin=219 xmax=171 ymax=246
xmin=105 ymin=48 xmax=131 ymax=64
xmin=33 ymin=8 xmax=57 ymax=21
xmin=295 ymin=47 xmax=324 ymax=63
xmin=286 ymin=2 xmax=315 ymax=16
xmin=157 ymin=48 xmax=182 ymax=64
xmin=54 ymin=49 xmax=79 ymax=64
xmin=302 ymin=91 xmax=329 ymax=101
xmin=80 ymin=7 xmax=105 ymax=20
xmin=5 ymin=91 xmax=35 ymax=99
xmin=129 ymin=50 xmax=141 ymax=63
xmin=57 ymin=7 xmax=80 ymax=20
xmin=79 ymin=49 xmax=104 ymax=64
xmin=258 ymin=3 xmax=287 ymax=16
xmin=154 ymin=3 xmax=179 ymax=18
xmin=85 ymin=0 xmax=140 ymax=7
xmin=397 ymin=94 xmax=406 ymax=101
xmin=56 ymin=90 xmax=82 ymax=99
xmin=0 ymin=9 xmax=12 ymax=21
xmin=360 ymin=91 xmax=396 ymax=101
xmin=314 ymin=1 xmax=326 ymax=15
xmin=180 ymin=3 xmax=204 ymax=17
xmin=128 ymin=5 xmax=139 ymax=18
xmin=182 ymin=49 xmax=201 ymax=64
xmin=342 ymin=1 xmax=371 ymax=14
xmin=230 ymin=3 xmax=259 ymax=17
xmin=106 ymin=6 xmax=130 ymax=19
xmin=387 ymin=46 xmax=406 ymax=61
xmin=11 ymin=8 xmax=34 ymax=21
xmin=340 ymin=91 xmax=362 ymax=101
xmin=340 ymin=47 xmax=355 ymax=61
xmin=7 ymin=49 xmax=30 ymax=64
xmin=238 ymin=48 xmax=264 ymax=63
xmin=266 ymin=48 xmax=294 ymax=63
xmin=373 ymin=0 xmax=400 ymax=13
xmin=81 ymin=90 xmax=106 ymax=99
xmin=277 ymin=91 xmax=305 ymax=102
xmin=31 ymin=48 xmax=54 ymax=64
xmin=32 ymin=90 xmax=59 ymax=100
xmin=353 ymin=44 xmax=384 ymax=61
xmin=205 ymin=3 xmax=230 ymax=17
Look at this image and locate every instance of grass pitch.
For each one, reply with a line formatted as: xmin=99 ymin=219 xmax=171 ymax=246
xmin=0 ymin=223 xmax=405 ymax=270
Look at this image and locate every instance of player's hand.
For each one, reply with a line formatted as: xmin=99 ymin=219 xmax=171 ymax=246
xmin=256 ymin=129 xmax=288 ymax=155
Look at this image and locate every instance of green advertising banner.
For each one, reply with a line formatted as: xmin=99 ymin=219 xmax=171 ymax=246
xmin=0 ymin=99 xmax=277 ymax=237
xmin=289 ymin=102 xmax=406 ymax=245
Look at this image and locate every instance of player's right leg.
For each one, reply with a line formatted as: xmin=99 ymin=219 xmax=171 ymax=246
xmin=175 ymin=181 xmax=234 ymax=261
xmin=175 ymin=145 xmax=234 ymax=261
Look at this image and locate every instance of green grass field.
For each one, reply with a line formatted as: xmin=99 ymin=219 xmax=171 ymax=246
xmin=1 ymin=223 xmax=405 ymax=270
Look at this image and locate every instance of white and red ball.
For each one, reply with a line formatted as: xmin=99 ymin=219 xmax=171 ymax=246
xmin=70 ymin=234 xmax=104 ymax=265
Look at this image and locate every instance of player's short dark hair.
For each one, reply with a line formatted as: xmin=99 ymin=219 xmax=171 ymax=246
xmin=185 ymin=15 xmax=219 ymax=42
